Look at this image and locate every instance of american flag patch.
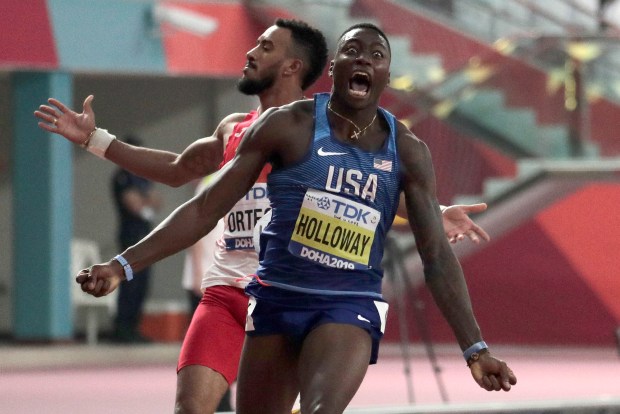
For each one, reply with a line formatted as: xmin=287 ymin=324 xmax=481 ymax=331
xmin=373 ymin=158 xmax=393 ymax=172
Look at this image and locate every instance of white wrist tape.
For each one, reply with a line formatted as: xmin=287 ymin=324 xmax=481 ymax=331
xmin=86 ymin=128 xmax=115 ymax=159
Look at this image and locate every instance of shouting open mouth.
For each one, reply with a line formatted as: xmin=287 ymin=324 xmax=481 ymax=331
xmin=349 ymin=71 xmax=371 ymax=98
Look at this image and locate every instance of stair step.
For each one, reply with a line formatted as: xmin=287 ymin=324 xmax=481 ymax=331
xmin=483 ymin=177 xmax=518 ymax=199
xmin=456 ymin=90 xmax=541 ymax=150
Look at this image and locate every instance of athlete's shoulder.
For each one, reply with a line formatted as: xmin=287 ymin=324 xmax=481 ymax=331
xmin=268 ymin=98 xmax=313 ymax=115
xmin=220 ymin=112 xmax=252 ymax=126
xmin=259 ymin=100 xmax=313 ymax=128
xmin=212 ymin=112 xmax=253 ymax=142
xmin=244 ymin=100 xmax=313 ymax=167
xmin=394 ymin=120 xmax=425 ymax=147
xmin=394 ymin=120 xmax=434 ymax=182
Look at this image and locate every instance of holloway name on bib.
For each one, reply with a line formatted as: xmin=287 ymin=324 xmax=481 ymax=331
xmin=289 ymin=189 xmax=380 ymax=270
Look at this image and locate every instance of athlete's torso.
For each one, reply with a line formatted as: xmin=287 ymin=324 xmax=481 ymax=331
xmin=203 ymin=111 xmax=272 ymax=289
xmin=252 ymin=93 xmax=401 ymax=298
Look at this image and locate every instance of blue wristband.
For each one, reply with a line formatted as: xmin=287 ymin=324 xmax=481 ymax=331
xmin=463 ymin=341 xmax=488 ymax=361
xmin=113 ymin=254 xmax=134 ymax=282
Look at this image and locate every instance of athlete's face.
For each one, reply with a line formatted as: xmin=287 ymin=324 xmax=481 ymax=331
xmin=330 ymin=28 xmax=391 ymax=108
xmin=238 ymin=26 xmax=294 ymax=95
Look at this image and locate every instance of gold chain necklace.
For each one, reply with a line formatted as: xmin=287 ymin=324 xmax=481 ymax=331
xmin=328 ymin=101 xmax=377 ymax=140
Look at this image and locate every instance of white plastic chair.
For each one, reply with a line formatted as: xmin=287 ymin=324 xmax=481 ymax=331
xmin=70 ymin=238 xmax=117 ymax=345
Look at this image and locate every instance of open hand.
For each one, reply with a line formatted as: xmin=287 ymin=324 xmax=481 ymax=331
xmin=34 ymin=95 xmax=96 ymax=145
xmin=442 ymin=203 xmax=491 ymax=244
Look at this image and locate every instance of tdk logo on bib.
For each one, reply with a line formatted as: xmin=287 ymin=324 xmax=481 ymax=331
xmin=317 ymin=197 xmax=330 ymax=210
xmin=332 ymin=199 xmax=371 ymax=224
xmin=244 ymin=186 xmax=268 ymax=200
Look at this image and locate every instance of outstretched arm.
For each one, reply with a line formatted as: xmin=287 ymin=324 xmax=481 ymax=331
xmin=75 ymin=107 xmax=287 ymax=297
xmin=397 ymin=125 xmax=516 ymax=392
xmin=35 ymin=95 xmax=240 ymax=187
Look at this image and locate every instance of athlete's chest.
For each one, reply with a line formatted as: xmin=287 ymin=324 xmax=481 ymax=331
xmin=309 ymin=143 xmax=397 ymax=204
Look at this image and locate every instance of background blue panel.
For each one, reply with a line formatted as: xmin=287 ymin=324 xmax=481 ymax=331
xmin=48 ymin=0 xmax=166 ymax=73
xmin=12 ymin=72 xmax=74 ymax=339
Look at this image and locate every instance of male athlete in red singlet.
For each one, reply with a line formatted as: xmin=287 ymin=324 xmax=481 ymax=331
xmin=175 ymin=109 xmax=270 ymax=395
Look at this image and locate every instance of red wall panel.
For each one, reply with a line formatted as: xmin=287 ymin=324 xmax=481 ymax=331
xmin=0 ymin=0 xmax=57 ymax=68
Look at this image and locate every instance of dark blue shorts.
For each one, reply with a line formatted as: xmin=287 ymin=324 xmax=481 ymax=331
xmin=245 ymin=286 xmax=389 ymax=364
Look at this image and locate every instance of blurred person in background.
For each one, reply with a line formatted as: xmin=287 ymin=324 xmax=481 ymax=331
xmin=111 ymin=134 xmax=163 ymax=343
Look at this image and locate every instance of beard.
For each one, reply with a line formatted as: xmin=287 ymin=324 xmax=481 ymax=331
xmin=237 ymin=73 xmax=276 ymax=95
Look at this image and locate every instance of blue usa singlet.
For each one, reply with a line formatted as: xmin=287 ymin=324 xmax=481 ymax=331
xmin=249 ymin=93 xmax=401 ymax=299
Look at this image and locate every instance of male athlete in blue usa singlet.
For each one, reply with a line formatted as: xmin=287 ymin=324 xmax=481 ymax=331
xmin=250 ymin=93 xmax=400 ymax=297
xmin=245 ymin=93 xmax=400 ymax=362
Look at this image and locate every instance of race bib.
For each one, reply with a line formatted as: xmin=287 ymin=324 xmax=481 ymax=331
xmin=223 ymin=183 xmax=271 ymax=250
xmin=289 ymin=189 xmax=380 ymax=270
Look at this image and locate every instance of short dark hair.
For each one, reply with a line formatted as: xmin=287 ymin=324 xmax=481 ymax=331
xmin=337 ymin=23 xmax=391 ymax=54
xmin=275 ymin=18 xmax=328 ymax=90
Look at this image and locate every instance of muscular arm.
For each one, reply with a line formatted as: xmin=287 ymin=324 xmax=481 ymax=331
xmin=116 ymin=120 xmax=273 ymax=273
xmin=119 ymin=162 xmax=255 ymax=272
xmin=79 ymin=105 xmax=297 ymax=289
xmin=398 ymin=124 xmax=517 ymax=392
xmin=35 ymin=95 xmax=244 ymax=187
xmin=105 ymin=137 xmax=224 ymax=187
xmin=397 ymin=125 xmax=482 ymax=351
xmin=104 ymin=112 xmax=243 ymax=186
